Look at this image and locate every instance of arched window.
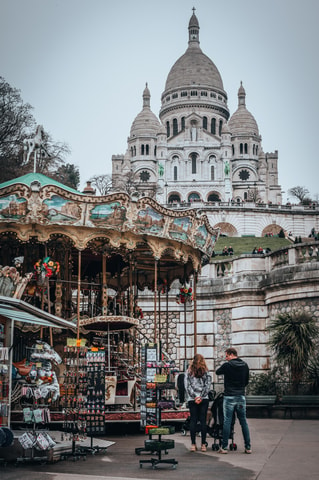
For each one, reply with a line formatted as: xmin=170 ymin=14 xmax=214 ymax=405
xmin=168 ymin=194 xmax=181 ymax=203
xmin=131 ymin=147 xmax=134 ymax=157
xmin=208 ymin=193 xmax=220 ymax=202
xmin=134 ymin=146 xmax=136 ymax=156
xmin=154 ymin=146 xmax=156 ymax=156
xmin=203 ymin=116 xmax=208 ymax=130
xmin=244 ymin=143 xmax=248 ymax=154
xmin=211 ymin=165 xmax=215 ymax=180
xmin=219 ymin=120 xmax=223 ymax=136
xmin=211 ymin=118 xmax=216 ymax=134
xmin=146 ymin=144 xmax=149 ymax=155
xmin=232 ymin=145 xmax=234 ymax=155
xmin=166 ymin=121 xmax=170 ymax=137
xmin=240 ymin=143 xmax=243 ymax=154
xmin=173 ymin=118 xmax=178 ymax=136
xmin=174 ymin=166 xmax=177 ymax=180
xmin=188 ymin=192 xmax=200 ymax=202
xmin=141 ymin=144 xmax=145 ymax=155
xmin=190 ymin=152 xmax=197 ymax=174
xmin=181 ymin=117 xmax=185 ymax=130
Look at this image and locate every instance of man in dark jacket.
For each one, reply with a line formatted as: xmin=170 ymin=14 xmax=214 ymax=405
xmin=216 ymin=347 xmax=251 ymax=454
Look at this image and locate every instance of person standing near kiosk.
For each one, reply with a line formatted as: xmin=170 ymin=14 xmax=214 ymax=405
xmin=184 ymin=354 xmax=212 ymax=452
xmin=216 ymin=347 xmax=252 ymax=454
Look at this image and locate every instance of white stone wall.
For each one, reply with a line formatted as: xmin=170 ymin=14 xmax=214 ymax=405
xmin=137 ymin=247 xmax=319 ymax=380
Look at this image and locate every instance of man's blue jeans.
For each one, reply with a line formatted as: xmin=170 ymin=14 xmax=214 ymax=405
xmin=222 ymin=395 xmax=251 ymax=450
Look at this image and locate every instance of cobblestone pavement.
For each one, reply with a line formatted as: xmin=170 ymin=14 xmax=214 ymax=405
xmin=1 ymin=419 xmax=318 ymax=480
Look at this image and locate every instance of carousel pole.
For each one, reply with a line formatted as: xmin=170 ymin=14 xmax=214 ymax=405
xmin=193 ymin=270 xmax=198 ymax=355
xmin=102 ymin=253 xmax=108 ymax=315
xmin=102 ymin=252 xmax=111 ymax=371
xmin=184 ymin=299 xmax=187 ymax=364
xmin=133 ymin=263 xmax=138 ymax=372
xmin=154 ymin=258 xmax=158 ymax=344
xmin=76 ymin=251 xmax=82 ymax=341
xmin=129 ymin=253 xmax=134 ymax=318
xmin=76 ymin=250 xmax=82 ymax=394
xmin=166 ymin=275 xmax=169 ymax=352
xmin=44 ymin=244 xmax=53 ymax=346
xmin=158 ymin=261 xmax=161 ymax=347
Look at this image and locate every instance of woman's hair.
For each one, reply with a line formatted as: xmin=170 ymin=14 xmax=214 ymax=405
xmin=189 ymin=354 xmax=208 ymax=378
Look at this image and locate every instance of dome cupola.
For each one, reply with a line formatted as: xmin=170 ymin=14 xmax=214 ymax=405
xmin=130 ymin=83 xmax=161 ymax=138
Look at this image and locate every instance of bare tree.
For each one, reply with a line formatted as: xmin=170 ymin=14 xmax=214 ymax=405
xmin=247 ymin=186 xmax=261 ymax=203
xmin=288 ymin=186 xmax=310 ymax=203
xmin=113 ymin=170 xmax=160 ymax=199
xmin=113 ymin=170 xmax=139 ymax=197
xmin=0 ymin=76 xmax=72 ymax=183
xmin=89 ymin=174 xmax=113 ymax=195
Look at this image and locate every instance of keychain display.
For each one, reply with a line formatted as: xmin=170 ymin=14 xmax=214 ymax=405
xmin=85 ymin=349 xmax=105 ymax=434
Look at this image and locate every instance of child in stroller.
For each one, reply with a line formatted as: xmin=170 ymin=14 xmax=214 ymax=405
xmin=208 ymin=391 xmax=237 ymax=451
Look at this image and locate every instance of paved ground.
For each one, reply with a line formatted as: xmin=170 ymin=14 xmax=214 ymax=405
xmin=1 ymin=419 xmax=318 ymax=480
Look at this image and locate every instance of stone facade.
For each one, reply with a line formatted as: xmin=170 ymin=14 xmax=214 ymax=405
xmin=138 ymin=242 xmax=319 ymax=380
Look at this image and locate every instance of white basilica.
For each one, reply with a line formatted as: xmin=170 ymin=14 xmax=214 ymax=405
xmin=112 ymin=9 xmax=282 ymax=207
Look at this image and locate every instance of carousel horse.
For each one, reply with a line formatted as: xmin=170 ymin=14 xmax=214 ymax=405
xmin=24 ymin=125 xmax=44 ymax=164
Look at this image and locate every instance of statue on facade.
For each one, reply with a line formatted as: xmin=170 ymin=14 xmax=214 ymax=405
xmin=224 ymin=160 xmax=230 ymax=177
xmin=158 ymin=163 xmax=164 ymax=177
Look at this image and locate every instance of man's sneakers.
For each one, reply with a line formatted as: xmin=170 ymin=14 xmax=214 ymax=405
xmin=218 ymin=448 xmax=228 ymax=454
xmin=218 ymin=447 xmax=252 ymax=454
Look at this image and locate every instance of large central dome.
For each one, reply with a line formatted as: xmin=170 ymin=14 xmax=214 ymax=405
xmin=164 ymin=11 xmax=224 ymax=93
xmin=165 ymin=49 xmax=224 ymax=92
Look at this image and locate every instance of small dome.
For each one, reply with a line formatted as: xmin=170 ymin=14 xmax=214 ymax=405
xmin=228 ymin=82 xmax=259 ymax=136
xmin=157 ymin=123 xmax=167 ymax=136
xmin=221 ymin=122 xmax=231 ymax=135
xmin=130 ymin=84 xmax=161 ymax=138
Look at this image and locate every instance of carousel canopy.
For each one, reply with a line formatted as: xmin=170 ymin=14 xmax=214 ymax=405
xmin=0 ymin=173 xmax=219 ymax=293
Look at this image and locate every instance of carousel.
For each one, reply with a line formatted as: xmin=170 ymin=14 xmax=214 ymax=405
xmin=0 ymin=170 xmax=219 ymax=428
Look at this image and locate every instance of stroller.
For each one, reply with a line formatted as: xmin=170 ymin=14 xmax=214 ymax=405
xmin=208 ymin=391 xmax=237 ymax=451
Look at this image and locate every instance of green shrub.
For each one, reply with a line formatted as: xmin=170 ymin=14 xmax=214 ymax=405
xmin=246 ymin=367 xmax=289 ymax=395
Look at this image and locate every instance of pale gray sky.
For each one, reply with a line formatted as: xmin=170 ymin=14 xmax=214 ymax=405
xmin=1 ymin=0 xmax=318 ymax=201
